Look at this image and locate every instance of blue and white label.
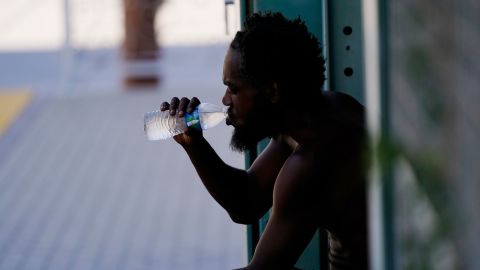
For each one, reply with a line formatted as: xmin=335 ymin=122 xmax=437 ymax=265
xmin=185 ymin=108 xmax=202 ymax=130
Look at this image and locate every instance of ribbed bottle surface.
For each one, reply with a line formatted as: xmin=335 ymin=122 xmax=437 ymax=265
xmin=144 ymin=110 xmax=187 ymax=140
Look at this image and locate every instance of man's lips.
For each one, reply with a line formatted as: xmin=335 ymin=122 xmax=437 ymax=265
xmin=226 ymin=115 xmax=233 ymax=126
xmin=226 ymin=111 xmax=234 ymax=126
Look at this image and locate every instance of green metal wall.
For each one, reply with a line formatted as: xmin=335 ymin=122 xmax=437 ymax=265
xmin=326 ymin=1 xmax=365 ymax=103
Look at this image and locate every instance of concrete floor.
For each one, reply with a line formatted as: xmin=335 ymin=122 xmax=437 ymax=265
xmin=0 ymin=47 xmax=247 ymax=270
xmin=0 ymin=0 xmax=247 ymax=269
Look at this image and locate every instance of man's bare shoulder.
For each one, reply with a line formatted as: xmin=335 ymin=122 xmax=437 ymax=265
xmin=322 ymin=91 xmax=365 ymax=129
xmin=272 ymin=143 xmax=333 ymax=211
xmin=275 ymin=135 xmax=335 ymax=178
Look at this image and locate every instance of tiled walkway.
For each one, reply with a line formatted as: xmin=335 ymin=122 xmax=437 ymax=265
xmin=0 ymin=0 xmax=247 ymax=267
xmin=0 ymin=44 xmax=246 ymax=270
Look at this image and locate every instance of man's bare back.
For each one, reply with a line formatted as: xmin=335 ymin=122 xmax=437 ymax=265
xmin=247 ymin=91 xmax=368 ymax=269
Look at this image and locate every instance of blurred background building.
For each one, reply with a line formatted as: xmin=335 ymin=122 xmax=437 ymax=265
xmin=387 ymin=1 xmax=480 ymax=269
xmin=0 ymin=0 xmax=245 ymax=269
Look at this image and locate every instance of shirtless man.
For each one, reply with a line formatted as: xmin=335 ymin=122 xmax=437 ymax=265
xmin=160 ymin=12 xmax=368 ymax=270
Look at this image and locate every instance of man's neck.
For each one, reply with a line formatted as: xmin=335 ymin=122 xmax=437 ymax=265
xmin=279 ymin=109 xmax=321 ymax=145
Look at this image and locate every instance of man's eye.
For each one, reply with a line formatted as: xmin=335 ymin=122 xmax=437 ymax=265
xmin=229 ymin=87 xmax=238 ymax=94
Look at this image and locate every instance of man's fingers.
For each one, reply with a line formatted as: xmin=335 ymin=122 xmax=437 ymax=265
xmin=160 ymin=102 xmax=169 ymax=111
xmin=169 ymin=97 xmax=180 ymax=116
xmin=187 ymin=97 xmax=201 ymax=114
xmin=178 ymin=97 xmax=190 ymax=117
xmin=162 ymin=97 xmax=199 ymax=116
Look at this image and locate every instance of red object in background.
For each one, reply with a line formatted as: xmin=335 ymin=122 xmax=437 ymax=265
xmin=122 ymin=0 xmax=164 ymax=87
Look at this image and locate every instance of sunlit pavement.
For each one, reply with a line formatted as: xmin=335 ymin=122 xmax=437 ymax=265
xmin=0 ymin=0 xmax=246 ymax=269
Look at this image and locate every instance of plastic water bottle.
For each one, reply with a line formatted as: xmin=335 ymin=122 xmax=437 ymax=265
xmin=144 ymin=103 xmax=228 ymax=140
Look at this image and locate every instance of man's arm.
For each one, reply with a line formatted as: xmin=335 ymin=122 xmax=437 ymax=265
xmin=162 ymin=97 xmax=292 ymax=223
xmin=239 ymin=152 xmax=321 ymax=269
xmin=181 ymin=135 xmax=292 ymax=223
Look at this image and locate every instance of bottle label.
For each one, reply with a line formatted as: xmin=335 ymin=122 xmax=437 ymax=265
xmin=185 ymin=108 xmax=201 ymax=130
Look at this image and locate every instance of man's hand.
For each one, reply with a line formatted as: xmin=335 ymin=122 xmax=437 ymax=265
xmin=160 ymin=96 xmax=202 ymax=146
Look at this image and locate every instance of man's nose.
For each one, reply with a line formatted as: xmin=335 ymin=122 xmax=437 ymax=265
xmin=222 ymin=89 xmax=232 ymax=106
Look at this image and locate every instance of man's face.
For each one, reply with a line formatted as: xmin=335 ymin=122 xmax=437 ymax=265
xmin=222 ymin=48 xmax=274 ymax=152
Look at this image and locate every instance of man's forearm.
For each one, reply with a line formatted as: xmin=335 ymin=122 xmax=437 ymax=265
xmin=181 ymin=137 xmax=252 ymax=215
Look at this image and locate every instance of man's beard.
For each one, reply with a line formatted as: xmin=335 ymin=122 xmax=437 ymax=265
xmin=230 ymin=124 xmax=265 ymax=152
xmin=229 ymin=104 xmax=279 ymax=153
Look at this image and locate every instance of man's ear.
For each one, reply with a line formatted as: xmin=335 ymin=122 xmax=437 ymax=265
xmin=263 ymin=81 xmax=281 ymax=103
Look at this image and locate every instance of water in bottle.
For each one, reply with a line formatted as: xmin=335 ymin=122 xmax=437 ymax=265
xmin=144 ymin=103 xmax=228 ymax=140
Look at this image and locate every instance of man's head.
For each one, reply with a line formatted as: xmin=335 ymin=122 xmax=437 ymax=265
xmin=222 ymin=12 xmax=325 ymax=152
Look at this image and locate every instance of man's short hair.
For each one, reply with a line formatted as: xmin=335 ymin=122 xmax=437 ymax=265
xmin=230 ymin=12 xmax=326 ymax=104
